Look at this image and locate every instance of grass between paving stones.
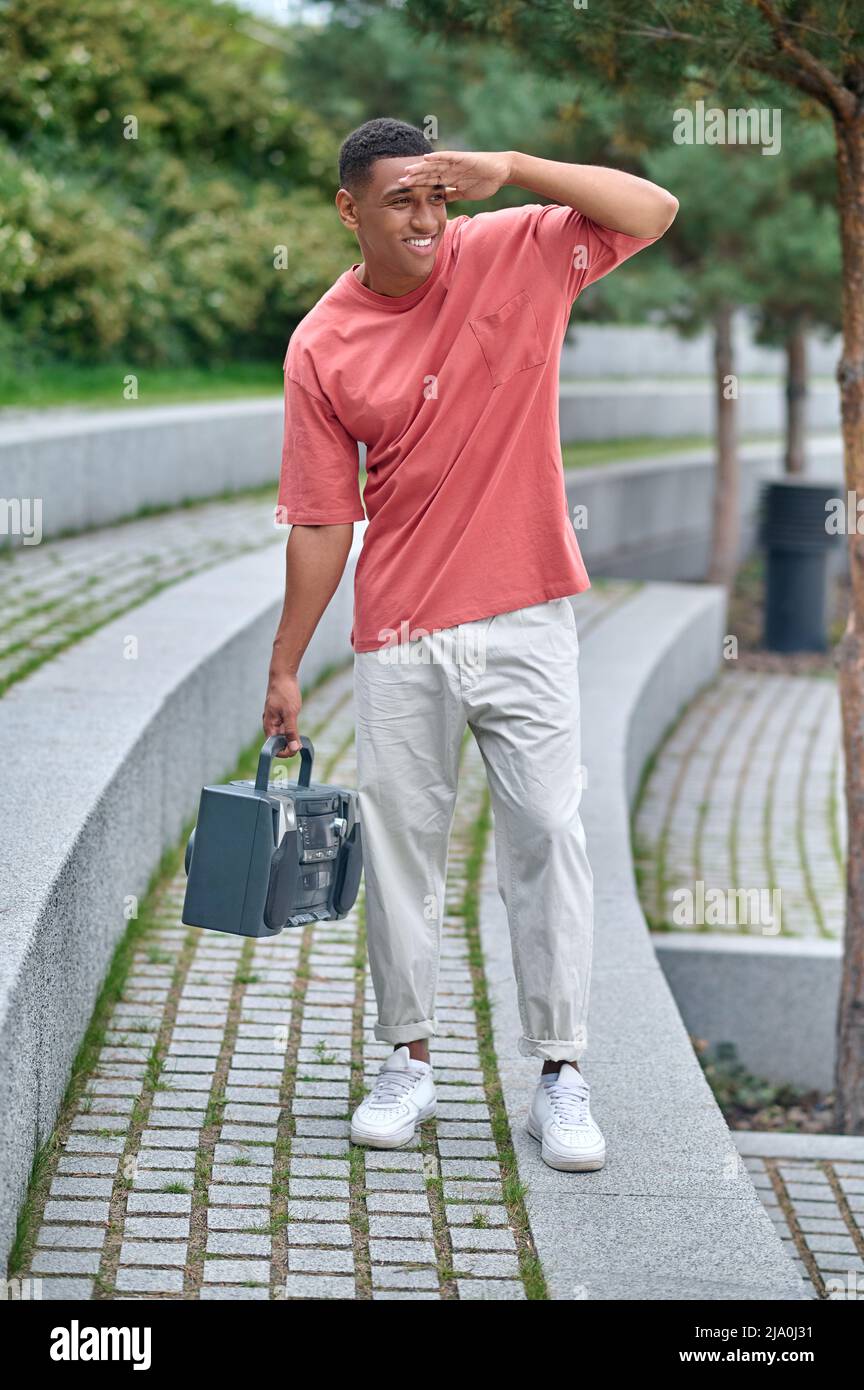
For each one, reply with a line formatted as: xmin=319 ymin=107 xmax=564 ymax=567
xmin=761 ymin=686 xmax=811 ymax=939
xmin=827 ymin=741 xmax=844 ymax=875
xmin=95 ymin=883 xmax=207 ymax=1301
xmin=765 ymin=1155 xmax=864 ymax=1299
xmin=412 ymin=735 xmax=474 ymax=1301
xmin=0 ymin=479 xmax=279 ymax=563
xmin=823 ymin=1163 xmax=864 ymax=1278
xmin=269 ymin=720 xmax=369 ymax=1296
xmin=630 ymin=685 xmax=840 ymax=1126
xmin=267 ymin=915 xmax=317 ymax=1294
xmin=764 ymin=1159 xmax=828 ymax=1297
xmin=7 ymin=834 xmax=190 ymax=1286
xmin=630 ymin=697 xmax=702 ymax=933
xmin=347 ymin=887 xmax=373 ymax=1299
xmin=794 ymin=684 xmax=837 ymax=939
xmin=182 ymin=931 xmax=267 ymax=1298
xmin=8 ymin=656 xmax=347 ymax=1294
xmin=728 ymin=682 xmax=778 ymax=922
xmin=343 ymin=727 xmax=547 ymax=1299
xmin=0 ymin=482 xmax=285 ymax=698
xmin=447 ymin=783 xmax=548 ymax=1300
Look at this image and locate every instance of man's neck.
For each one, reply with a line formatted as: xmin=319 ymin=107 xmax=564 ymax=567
xmin=353 ymin=260 xmax=432 ymax=298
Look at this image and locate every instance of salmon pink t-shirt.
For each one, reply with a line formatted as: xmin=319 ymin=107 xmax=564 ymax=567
xmin=277 ymin=203 xmax=659 ymax=652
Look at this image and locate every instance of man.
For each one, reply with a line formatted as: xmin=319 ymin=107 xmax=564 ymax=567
xmin=263 ymin=117 xmax=677 ymax=1171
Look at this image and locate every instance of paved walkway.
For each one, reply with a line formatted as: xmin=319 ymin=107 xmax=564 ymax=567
xmin=634 ymin=669 xmax=844 ymax=938
xmin=735 ymin=1134 xmax=864 ymax=1299
xmin=14 ymin=664 xmax=525 ymax=1299
xmin=11 ymin=580 xmax=648 ymax=1302
xmin=12 ymin=567 xmax=857 ymax=1300
xmin=0 ymin=490 xmax=281 ymax=694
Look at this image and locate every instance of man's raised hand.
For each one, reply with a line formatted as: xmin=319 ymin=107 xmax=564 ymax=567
xmin=397 ymin=150 xmax=513 ymax=203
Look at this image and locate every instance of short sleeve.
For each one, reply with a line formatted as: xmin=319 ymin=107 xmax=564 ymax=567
xmin=526 ymin=203 xmax=661 ymax=305
xmin=276 ymin=372 xmax=365 ymax=526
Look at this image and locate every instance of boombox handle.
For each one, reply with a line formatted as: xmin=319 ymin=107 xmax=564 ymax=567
xmin=255 ymin=734 xmax=314 ymax=792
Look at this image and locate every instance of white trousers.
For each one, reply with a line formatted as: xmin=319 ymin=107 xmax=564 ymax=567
xmin=353 ymin=597 xmax=594 ymax=1063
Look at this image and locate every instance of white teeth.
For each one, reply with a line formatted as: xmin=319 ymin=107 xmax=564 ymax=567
xmin=405 ymin=237 xmax=433 ymax=246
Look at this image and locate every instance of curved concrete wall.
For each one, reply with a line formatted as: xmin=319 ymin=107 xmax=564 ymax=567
xmin=0 ymin=388 xmax=843 ymax=547
xmin=0 ymin=400 xmax=283 ymax=545
xmin=654 ymin=933 xmax=840 ymax=1093
xmin=565 ymin=437 xmax=845 ymax=582
xmin=561 ymin=315 xmax=841 ymax=380
xmin=559 ymin=380 xmax=839 ymax=443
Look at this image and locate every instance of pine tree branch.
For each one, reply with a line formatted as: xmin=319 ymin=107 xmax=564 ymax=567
xmin=749 ymin=0 xmax=855 ymax=119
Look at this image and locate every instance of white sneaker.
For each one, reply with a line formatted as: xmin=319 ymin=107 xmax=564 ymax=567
xmin=350 ymin=1045 xmax=436 ymax=1149
xmin=527 ymin=1062 xmax=606 ymax=1171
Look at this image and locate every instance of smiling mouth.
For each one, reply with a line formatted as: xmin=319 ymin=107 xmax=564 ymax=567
xmin=403 ymin=234 xmax=437 ymax=251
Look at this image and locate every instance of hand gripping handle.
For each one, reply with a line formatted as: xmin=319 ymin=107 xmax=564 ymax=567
xmin=255 ymin=734 xmax=314 ymax=792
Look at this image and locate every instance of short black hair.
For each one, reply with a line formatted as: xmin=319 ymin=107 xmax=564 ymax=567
xmin=338 ymin=117 xmax=434 ymax=198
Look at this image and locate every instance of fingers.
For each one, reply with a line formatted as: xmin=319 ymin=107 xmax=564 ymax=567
xmin=397 ymin=172 xmax=455 ymax=188
xmin=262 ymin=714 xmax=301 ymax=758
xmin=398 ymin=152 xmax=461 ymax=185
xmin=275 ymin=728 xmax=300 ymax=758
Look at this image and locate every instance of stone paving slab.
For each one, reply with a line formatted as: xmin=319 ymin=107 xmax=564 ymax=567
xmin=634 ymin=670 xmax=843 ymax=939
xmin=732 ymin=1132 xmax=864 ymax=1299
xmin=0 ymin=491 xmax=285 ymax=693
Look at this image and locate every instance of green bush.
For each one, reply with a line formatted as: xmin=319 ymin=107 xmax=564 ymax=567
xmin=0 ymin=0 xmax=350 ymax=370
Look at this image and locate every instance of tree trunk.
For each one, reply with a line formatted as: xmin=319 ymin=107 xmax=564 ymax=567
xmin=706 ymin=302 xmax=739 ymax=585
xmin=833 ymin=114 xmax=864 ymax=1132
xmin=784 ymin=320 xmax=808 ymax=474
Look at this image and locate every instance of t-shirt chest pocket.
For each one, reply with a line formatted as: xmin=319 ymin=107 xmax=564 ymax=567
xmin=469 ymin=289 xmax=547 ymax=388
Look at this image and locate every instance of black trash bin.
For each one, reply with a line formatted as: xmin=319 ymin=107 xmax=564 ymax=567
xmin=758 ymin=477 xmax=843 ymax=652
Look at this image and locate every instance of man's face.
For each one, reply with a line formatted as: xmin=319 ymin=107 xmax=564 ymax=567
xmin=338 ymin=155 xmax=450 ymax=277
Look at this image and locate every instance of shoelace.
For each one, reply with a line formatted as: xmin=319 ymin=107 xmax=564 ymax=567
xmin=546 ymin=1081 xmax=590 ymax=1128
xmin=368 ymin=1069 xmax=420 ymax=1109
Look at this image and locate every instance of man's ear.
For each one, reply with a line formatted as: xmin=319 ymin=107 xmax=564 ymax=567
xmin=335 ymin=189 xmax=360 ymax=233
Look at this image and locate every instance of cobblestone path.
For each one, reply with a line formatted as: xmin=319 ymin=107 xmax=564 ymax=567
xmin=13 ymin=581 xmax=640 ymax=1300
xmin=18 ymin=575 xmax=851 ymax=1301
xmin=0 ymin=489 xmax=281 ymax=694
xmin=736 ymin=1140 xmax=864 ymax=1300
xmin=634 ymin=669 xmax=844 ymax=938
xmin=15 ymin=658 xmax=549 ymax=1300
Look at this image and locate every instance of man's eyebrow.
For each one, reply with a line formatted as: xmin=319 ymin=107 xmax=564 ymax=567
xmin=380 ymin=182 xmax=446 ymax=197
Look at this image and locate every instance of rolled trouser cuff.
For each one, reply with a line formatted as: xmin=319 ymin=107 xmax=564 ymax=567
xmin=518 ymin=1033 xmax=587 ymax=1063
xmin=374 ymin=1018 xmax=437 ymax=1045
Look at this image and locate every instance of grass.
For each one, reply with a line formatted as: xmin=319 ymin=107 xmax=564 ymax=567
xmin=560 ymin=432 xmax=791 ymax=471
xmin=452 ymin=773 xmax=549 ymax=1300
xmin=6 ymin=835 xmax=186 ymax=1278
xmin=0 ymin=361 xmax=284 ymax=411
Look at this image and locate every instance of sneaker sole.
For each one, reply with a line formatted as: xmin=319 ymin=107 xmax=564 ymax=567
xmin=526 ymin=1114 xmax=606 ymax=1172
xmin=350 ymin=1098 xmax=437 ymax=1149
